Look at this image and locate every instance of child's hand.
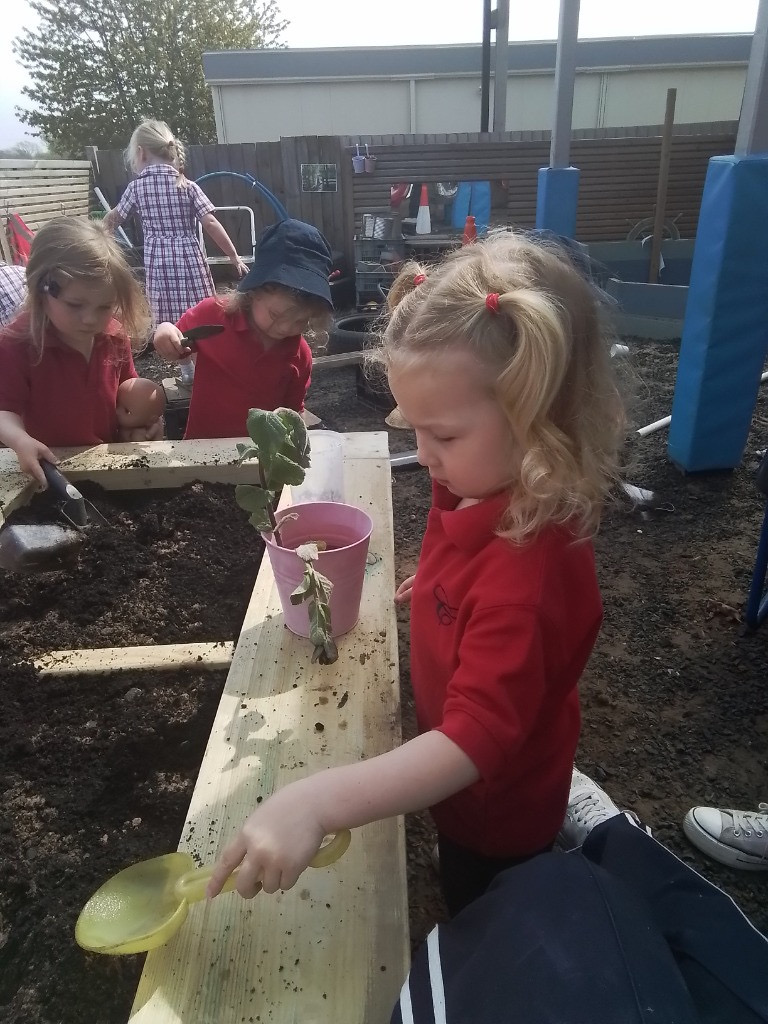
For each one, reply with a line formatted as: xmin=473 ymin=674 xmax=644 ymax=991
xmin=14 ymin=435 xmax=58 ymax=486
xmin=230 ymin=256 xmax=249 ymax=278
xmin=136 ymin=417 xmax=164 ymax=442
xmin=153 ymin=323 xmax=192 ymax=363
xmin=395 ymin=574 xmax=416 ymax=603
xmin=206 ymin=782 xmax=328 ymax=900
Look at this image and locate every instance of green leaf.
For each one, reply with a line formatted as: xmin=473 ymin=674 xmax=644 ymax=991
xmin=248 ymin=510 xmax=274 ymax=532
xmin=289 ymin=573 xmax=313 ymax=605
xmin=246 ymin=409 xmax=289 ymax=460
xmin=275 ymin=407 xmax=307 ymax=448
xmin=268 ymin=452 xmax=308 ymax=487
xmin=236 ymin=443 xmax=259 ymax=462
xmin=234 ymin=484 xmax=273 ymax=513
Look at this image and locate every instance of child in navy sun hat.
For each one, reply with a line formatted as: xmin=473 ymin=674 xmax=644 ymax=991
xmin=153 ymin=218 xmax=334 ymax=439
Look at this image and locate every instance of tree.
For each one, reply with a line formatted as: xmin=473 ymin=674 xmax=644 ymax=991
xmin=14 ymin=0 xmax=287 ymax=156
xmin=0 ymin=140 xmax=53 ymax=159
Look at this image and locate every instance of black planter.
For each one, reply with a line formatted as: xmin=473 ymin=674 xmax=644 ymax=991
xmin=327 ymin=312 xmax=380 ymax=355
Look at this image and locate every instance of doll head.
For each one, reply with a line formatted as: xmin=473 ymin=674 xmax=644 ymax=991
xmin=117 ymin=377 xmax=166 ymax=430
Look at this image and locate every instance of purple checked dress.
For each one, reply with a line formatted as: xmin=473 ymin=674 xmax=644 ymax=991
xmin=114 ymin=163 xmax=216 ymax=324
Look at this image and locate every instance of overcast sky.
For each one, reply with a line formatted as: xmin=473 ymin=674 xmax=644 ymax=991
xmin=0 ymin=0 xmax=760 ymax=148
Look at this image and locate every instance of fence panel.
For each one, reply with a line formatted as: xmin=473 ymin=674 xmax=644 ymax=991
xmin=91 ymin=125 xmax=736 ymax=270
xmin=1 ymin=158 xmax=92 ymax=261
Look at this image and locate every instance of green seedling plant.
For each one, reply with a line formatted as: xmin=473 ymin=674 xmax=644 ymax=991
xmin=235 ymin=408 xmax=338 ymax=665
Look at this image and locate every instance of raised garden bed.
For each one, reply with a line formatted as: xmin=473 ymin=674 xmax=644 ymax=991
xmin=1 ymin=482 xmax=260 ymax=1024
xmin=3 ymin=344 xmax=768 ymax=1022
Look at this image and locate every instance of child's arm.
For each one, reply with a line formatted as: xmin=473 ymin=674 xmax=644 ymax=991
xmin=153 ymin=322 xmax=193 ymax=363
xmin=206 ymin=730 xmax=479 ymax=899
xmin=200 ymin=213 xmax=249 ymax=278
xmin=284 ymin=345 xmax=312 ymax=413
xmin=0 ymin=411 xmax=56 ymax=485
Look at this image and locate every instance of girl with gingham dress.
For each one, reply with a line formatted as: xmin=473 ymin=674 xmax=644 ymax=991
xmin=105 ymin=119 xmax=248 ymax=325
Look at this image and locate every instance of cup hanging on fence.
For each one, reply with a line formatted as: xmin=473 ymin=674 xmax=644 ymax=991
xmin=352 ymin=143 xmax=365 ymax=174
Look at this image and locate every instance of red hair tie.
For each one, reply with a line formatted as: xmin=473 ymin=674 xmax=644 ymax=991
xmin=413 ymin=273 xmax=426 ymax=286
xmin=485 ymin=292 xmax=501 ymax=314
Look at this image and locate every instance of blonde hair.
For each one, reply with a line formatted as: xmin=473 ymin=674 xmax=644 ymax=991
xmin=223 ymin=283 xmax=333 ymax=338
xmin=126 ymin=119 xmax=188 ymax=187
xmin=10 ymin=217 xmax=151 ymax=361
xmin=375 ymin=230 xmax=625 ymax=543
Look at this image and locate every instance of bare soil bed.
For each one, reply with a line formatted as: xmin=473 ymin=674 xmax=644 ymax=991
xmin=1 ymin=339 xmax=768 ymax=1023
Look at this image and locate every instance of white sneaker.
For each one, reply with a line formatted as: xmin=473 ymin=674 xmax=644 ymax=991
xmin=683 ymin=804 xmax=768 ymax=871
xmin=558 ymin=769 xmax=622 ymax=850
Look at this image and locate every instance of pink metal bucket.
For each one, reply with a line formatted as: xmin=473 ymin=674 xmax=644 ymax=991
xmin=264 ymin=502 xmax=373 ymax=638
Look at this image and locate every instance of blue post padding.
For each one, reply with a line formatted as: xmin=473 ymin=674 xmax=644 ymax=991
xmin=450 ymin=183 xmax=472 ymax=230
xmin=667 ymin=155 xmax=768 ymax=471
xmin=469 ymin=181 xmax=491 ymax=234
xmin=535 ymin=167 xmax=580 ymax=237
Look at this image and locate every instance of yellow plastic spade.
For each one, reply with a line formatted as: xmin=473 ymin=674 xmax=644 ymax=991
xmin=75 ymin=829 xmax=352 ymax=956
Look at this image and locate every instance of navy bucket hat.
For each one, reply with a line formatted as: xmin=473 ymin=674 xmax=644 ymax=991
xmin=238 ymin=218 xmax=333 ymax=309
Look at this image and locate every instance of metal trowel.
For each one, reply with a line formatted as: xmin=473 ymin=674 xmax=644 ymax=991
xmin=180 ymin=323 xmax=226 ymax=351
xmin=0 ymin=460 xmax=105 ymax=572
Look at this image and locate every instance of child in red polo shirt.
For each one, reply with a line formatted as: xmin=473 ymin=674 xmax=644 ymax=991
xmin=206 ymin=230 xmax=626 ymax=916
xmin=152 ymin=219 xmax=333 ymax=439
xmin=0 ymin=217 xmax=155 ymax=486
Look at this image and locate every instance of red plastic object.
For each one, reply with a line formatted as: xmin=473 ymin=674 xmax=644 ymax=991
xmin=7 ymin=213 xmax=34 ymax=264
xmin=462 ymin=215 xmax=477 ymax=245
xmin=390 ymin=183 xmax=409 ymax=209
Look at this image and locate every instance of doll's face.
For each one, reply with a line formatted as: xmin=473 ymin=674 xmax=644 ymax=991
xmin=117 ymin=378 xmax=166 ymax=428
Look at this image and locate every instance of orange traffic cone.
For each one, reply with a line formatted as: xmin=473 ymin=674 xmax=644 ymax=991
xmin=415 ymin=184 xmax=431 ymax=235
xmin=462 ymin=215 xmax=477 ymax=245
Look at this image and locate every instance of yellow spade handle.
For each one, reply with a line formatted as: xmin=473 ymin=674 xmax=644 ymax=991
xmin=176 ymin=829 xmax=352 ymax=904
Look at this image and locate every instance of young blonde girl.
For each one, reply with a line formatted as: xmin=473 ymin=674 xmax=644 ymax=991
xmin=0 ymin=217 xmax=153 ymax=485
xmin=104 ymin=119 xmax=248 ymax=328
xmin=206 ymin=230 xmax=625 ymax=915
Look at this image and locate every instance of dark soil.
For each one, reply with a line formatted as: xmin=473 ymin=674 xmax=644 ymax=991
xmin=2 ymin=339 xmax=768 ymax=1023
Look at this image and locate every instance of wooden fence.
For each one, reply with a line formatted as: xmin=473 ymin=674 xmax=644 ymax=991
xmin=93 ymin=124 xmax=736 ymax=267
xmin=0 ymin=158 xmax=92 ymax=263
xmin=343 ymin=128 xmax=736 ymax=243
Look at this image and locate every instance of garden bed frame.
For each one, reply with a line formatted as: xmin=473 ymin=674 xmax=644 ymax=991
xmin=0 ymin=435 xmax=409 ymax=1024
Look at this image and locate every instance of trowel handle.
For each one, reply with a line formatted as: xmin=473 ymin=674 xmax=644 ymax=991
xmin=40 ymin=460 xmax=83 ymax=503
xmin=175 ymin=829 xmax=353 ymax=904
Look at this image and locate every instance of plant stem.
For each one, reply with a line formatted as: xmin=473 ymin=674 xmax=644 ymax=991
xmin=259 ymin=461 xmax=283 ymax=546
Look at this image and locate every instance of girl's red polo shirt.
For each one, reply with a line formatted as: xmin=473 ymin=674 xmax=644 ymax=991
xmin=410 ymin=483 xmax=603 ymax=857
xmin=0 ymin=316 xmax=136 ymax=446
xmin=178 ymin=297 xmax=312 ymax=440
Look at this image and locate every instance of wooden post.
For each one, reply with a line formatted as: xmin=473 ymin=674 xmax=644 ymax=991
xmin=648 ymin=88 xmax=677 ymax=284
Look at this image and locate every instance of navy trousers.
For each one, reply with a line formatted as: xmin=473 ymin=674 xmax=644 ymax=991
xmin=393 ymin=815 xmax=768 ymax=1024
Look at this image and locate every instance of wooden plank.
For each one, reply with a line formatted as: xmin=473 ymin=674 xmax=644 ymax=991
xmin=0 ymin=159 xmax=91 ymax=170
xmin=130 ymin=431 xmax=408 ymax=1023
xmin=35 ymin=642 xmax=235 ymax=677
xmin=0 ymin=174 xmax=89 ymax=189
xmin=0 ymin=434 xmax=387 ymax=522
xmin=313 ymin=351 xmax=365 ymax=370
xmin=0 ymin=439 xmax=256 ymax=521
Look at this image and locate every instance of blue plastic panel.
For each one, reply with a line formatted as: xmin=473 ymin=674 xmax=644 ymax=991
xmin=535 ymin=167 xmax=580 ymax=237
xmin=668 ymin=155 xmax=768 ymax=471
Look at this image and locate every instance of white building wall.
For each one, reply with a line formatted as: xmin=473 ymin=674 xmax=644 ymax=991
xmin=213 ymin=65 xmax=746 ymax=142
xmin=218 ymin=80 xmax=411 ymax=141
xmin=599 ymin=67 xmax=747 ymax=127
